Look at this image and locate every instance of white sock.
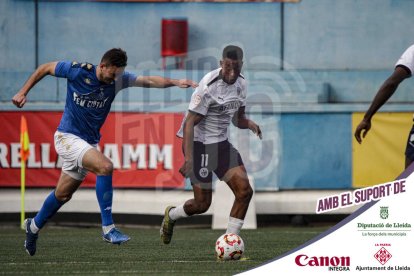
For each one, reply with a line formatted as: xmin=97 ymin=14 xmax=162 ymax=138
xmin=168 ymin=204 xmax=189 ymax=221
xmin=102 ymin=224 xmax=115 ymax=234
xmin=30 ymin=220 xmax=40 ymax=234
xmin=226 ymin=217 xmax=244 ymax=235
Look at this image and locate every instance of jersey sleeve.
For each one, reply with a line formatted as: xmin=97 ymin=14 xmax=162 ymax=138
xmin=188 ymin=87 xmax=211 ymax=116
xmin=240 ymin=81 xmax=247 ymax=107
xmin=395 ymin=45 xmax=414 ymax=76
xmin=54 ymin=61 xmax=79 ymax=80
xmin=120 ymin=71 xmax=138 ymax=89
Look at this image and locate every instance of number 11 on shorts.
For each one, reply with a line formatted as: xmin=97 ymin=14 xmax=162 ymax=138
xmin=201 ymin=154 xmax=209 ymax=167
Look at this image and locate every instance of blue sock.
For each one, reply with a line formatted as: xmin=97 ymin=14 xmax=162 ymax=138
xmin=34 ymin=191 xmax=64 ymax=229
xmin=96 ymin=175 xmax=114 ymax=226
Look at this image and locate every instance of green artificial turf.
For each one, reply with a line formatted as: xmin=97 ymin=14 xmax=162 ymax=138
xmin=0 ymin=226 xmax=328 ymax=275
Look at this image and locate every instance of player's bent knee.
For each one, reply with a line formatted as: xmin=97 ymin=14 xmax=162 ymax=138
xmin=99 ymin=161 xmax=114 ymax=175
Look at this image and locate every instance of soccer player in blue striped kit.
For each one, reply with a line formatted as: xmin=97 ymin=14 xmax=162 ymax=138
xmin=12 ymin=48 xmax=197 ymax=256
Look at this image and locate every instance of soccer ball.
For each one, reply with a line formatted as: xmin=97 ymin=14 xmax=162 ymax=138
xmin=215 ymin=233 xmax=244 ymax=261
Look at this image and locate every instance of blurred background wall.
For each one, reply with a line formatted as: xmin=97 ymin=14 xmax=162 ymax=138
xmin=3 ymin=0 xmax=414 ymax=71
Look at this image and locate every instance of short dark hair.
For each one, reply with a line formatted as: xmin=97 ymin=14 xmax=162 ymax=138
xmin=101 ymin=48 xmax=127 ymax=67
xmin=222 ymin=45 xmax=243 ymax=61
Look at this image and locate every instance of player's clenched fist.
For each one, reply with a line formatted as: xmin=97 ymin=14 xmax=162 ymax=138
xmin=248 ymin=121 xmax=262 ymax=140
xmin=12 ymin=92 xmax=27 ymax=108
xmin=179 ymin=160 xmax=193 ymax=177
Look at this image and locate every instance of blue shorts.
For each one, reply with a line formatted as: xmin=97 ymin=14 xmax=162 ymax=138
xmin=189 ymin=140 xmax=244 ymax=184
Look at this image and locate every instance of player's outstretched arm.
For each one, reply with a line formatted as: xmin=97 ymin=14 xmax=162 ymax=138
xmin=12 ymin=62 xmax=58 ymax=108
xmin=354 ymin=66 xmax=410 ymax=144
xmin=134 ymin=76 xmax=198 ymax=89
xmin=232 ymin=106 xmax=262 ymax=139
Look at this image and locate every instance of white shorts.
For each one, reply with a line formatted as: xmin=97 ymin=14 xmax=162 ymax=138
xmin=54 ymin=131 xmax=96 ymax=181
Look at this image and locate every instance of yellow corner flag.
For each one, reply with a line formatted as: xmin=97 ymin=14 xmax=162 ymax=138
xmin=20 ymin=115 xmax=30 ymax=230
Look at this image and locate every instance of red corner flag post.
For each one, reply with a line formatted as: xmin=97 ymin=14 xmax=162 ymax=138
xmin=20 ymin=116 xmax=30 ymax=230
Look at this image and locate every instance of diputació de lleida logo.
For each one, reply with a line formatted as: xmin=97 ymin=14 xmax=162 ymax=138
xmin=380 ymin=206 xmax=389 ymax=220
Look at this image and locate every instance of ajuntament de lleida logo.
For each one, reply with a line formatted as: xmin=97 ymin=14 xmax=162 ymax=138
xmin=380 ymin=206 xmax=389 ymax=219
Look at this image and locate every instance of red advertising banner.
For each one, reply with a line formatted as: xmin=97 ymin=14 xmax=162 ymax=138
xmin=0 ymin=111 xmax=185 ymax=188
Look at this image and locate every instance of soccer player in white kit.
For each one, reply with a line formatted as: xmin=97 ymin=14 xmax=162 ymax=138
xmin=160 ymin=45 xmax=262 ymax=244
xmin=354 ymin=44 xmax=414 ymax=168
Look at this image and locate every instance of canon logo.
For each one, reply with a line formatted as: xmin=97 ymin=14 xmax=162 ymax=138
xmin=295 ymin=254 xmax=350 ymax=267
